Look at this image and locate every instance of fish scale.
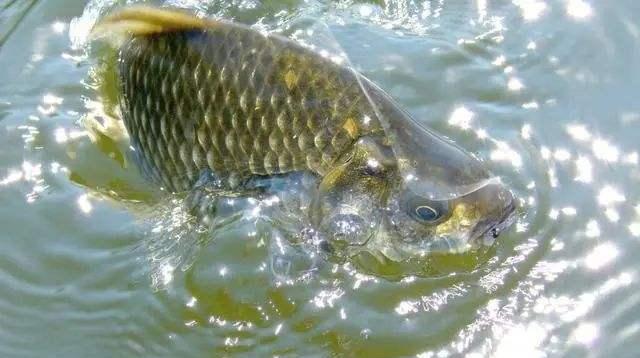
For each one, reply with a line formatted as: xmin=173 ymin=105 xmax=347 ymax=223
xmin=92 ymin=5 xmax=518 ymax=259
xmin=119 ymin=26 xmax=384 ymax=193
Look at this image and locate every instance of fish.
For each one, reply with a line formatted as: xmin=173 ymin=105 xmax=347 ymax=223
xmin=91 ymin=5 xmax=516 ymax=261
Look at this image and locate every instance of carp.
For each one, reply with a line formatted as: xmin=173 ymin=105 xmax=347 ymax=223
xmin=92 ymin=5 xmax=515 ymax=260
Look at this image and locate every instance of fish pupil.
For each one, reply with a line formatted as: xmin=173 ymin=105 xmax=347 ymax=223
xmin=415 ymin=205 xmax=438 ymax=222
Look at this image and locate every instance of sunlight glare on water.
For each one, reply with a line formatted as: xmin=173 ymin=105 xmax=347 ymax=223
xmin=513 ymin=0 xmax=548 ymax=21
xmin=566 ymin=0 xmax=593 ymax=20
xmin=0 ymin=0 xmax=639 ymax=357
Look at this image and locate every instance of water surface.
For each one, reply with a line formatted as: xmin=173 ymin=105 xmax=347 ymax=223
xmin=1 ymin=0 xmax=639 ymax=356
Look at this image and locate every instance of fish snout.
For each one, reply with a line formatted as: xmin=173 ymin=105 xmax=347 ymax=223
xmin=465 ymin=182 xmax=516 ymax=246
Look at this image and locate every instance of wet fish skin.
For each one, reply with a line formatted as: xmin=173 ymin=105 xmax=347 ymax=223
xmin=94 ymin=5 xmax=516 ymax=260
xmin=119 ymin=23 xmax=384 ymax=192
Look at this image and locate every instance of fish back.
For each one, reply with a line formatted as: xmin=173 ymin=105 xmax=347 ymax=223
xmin=102 ymin=6 xmax=384 ymax=192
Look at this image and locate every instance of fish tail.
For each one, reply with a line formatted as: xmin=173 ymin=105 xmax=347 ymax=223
xmin=91 ymin=5 xmax=217 ymax=41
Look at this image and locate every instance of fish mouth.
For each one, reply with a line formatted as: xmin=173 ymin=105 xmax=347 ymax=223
xmin=367 ymin=193 xmax=517 ymax=260
xmin=470 ymin=192 xmax=517 ymax=247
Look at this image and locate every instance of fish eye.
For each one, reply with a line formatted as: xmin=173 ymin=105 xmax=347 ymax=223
xmin=414 ymin=205 xmax=439 ymax=222
xmin=401 ymin=191 xmax=450 ymax=225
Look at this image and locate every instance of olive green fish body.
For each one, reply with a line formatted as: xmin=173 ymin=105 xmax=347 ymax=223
xmin=94 ymin=6 xmax=516 ymax=260
xmin=119 ymin=24 xmax=383 ymax=192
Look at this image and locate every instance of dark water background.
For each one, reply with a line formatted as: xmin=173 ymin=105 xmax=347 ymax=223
xmin=1 ymin=0 xmax=639 ymax=356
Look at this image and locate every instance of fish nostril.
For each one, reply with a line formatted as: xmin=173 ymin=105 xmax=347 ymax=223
xmin=490 ymin=227 xmax=500 ymax=239
xmin=319 ymin=240 xmax=334 ymax=254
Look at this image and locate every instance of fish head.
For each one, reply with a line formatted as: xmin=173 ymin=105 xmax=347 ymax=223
xmin=313 ymin=116 xmax=516 ymax=261
xmin=377 ymin=179 xmax=516 ymax=260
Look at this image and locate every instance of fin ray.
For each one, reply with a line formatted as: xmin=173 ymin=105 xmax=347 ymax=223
xmin=91 ymin=5 xmax=218 ymax=39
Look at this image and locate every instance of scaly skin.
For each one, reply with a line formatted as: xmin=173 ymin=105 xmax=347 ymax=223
xmin=94 ymin=5 xmax=516 ymax=260
xmin=119 ymin=26 xmax=385 ymax=192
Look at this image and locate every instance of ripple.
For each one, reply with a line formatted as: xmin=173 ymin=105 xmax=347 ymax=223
xmin=1 ymin=0 xmax=639 ymax=356
xmin=69 ymin=0 xmax=560 ymax=354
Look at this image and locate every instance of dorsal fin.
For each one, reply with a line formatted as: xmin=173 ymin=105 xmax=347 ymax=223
xmin=91 ymin=5 xmax=219 ymax=41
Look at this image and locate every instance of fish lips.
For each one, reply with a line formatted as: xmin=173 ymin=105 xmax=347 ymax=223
xmin=469 ymin=193 xmax=517 ymax=247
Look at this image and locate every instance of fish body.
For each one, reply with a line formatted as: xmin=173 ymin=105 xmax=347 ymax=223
xmin=93 ymin=6 xmax=516 ymax=260
xmin=117 ymin=17 xmax=387 ymax=192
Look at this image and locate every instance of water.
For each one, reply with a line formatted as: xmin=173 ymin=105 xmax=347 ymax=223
xmin=1 ymin=0 xmax=639 ymax=356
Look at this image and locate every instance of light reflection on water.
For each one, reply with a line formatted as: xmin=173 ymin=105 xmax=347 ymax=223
xmin=0 ymin=0 xmax=639 ymax=356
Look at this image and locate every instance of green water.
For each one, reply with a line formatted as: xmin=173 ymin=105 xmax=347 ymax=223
xmin=1 ymin=0 xmax=639 ymax=357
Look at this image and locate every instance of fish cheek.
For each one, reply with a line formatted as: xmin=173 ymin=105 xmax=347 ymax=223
xmin=311 ymin=175 xmax=391 ymax=248
xmin=310 ymin=136 xmax=398 ymax=241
